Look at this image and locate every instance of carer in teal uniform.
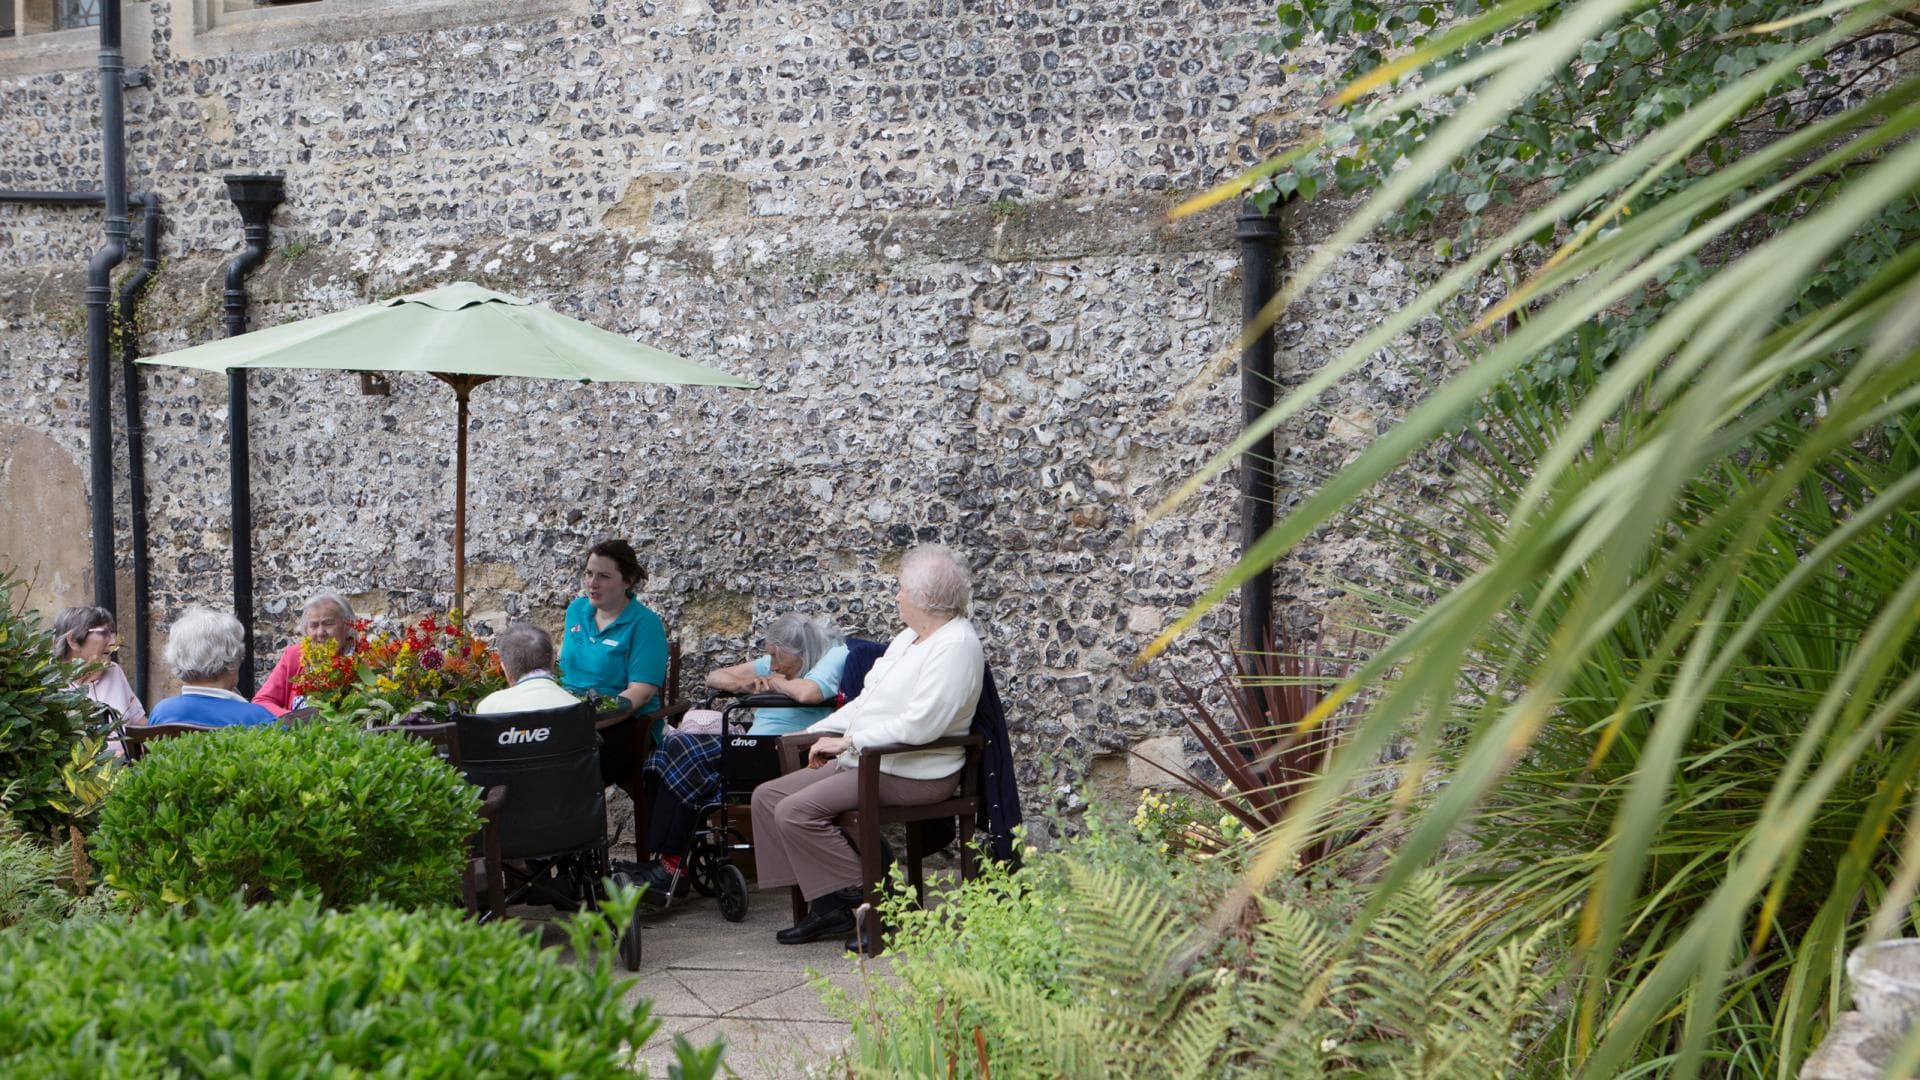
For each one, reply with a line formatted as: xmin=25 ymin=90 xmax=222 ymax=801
xmin=559 ymin=538 xmax=669 ymax=788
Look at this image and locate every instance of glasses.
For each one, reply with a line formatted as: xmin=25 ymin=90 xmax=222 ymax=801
xmin=85 ymin=628 xmax=115 ymax=638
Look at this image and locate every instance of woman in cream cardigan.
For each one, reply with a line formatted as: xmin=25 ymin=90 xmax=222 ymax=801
xmin=751 ymin=543 xmax=984 ymax=947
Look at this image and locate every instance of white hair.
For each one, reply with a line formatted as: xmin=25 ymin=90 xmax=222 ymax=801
xmin=900 ymin=544 xmax=972 ymax=619
xmin=762 ymin=613 xmax=843 ymax=673
xmin=302 ymin=591 xmax=355 ymax=623
xmin=165 ymin=607 xmax=247 ymax=683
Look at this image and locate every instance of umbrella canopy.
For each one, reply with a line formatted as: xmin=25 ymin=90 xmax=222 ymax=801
xmin=141 ymin=281 xmax=758 ymax=609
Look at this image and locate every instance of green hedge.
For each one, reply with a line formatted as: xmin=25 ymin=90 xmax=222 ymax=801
xmin=0 ymin=574 xmax=92 ymax=835
xmin=0 ymin=895 xmax=686 ymax=1077
xmin=93 ymin=723 xmax=477 ymax=909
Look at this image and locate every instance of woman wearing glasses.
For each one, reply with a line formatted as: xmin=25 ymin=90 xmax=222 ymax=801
xmin=52 ymin=606 xmax=147 ymax=754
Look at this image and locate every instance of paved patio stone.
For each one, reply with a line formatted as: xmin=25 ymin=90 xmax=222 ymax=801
xmin=604 ymin=885 xmax=882 ymax=1077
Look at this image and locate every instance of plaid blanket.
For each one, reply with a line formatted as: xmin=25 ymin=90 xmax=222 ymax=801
xmin=642 ymin=731 xmax=723 ymax=806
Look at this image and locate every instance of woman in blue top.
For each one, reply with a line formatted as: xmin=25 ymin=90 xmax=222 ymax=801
xmin=147 ymin=607 xmax=277 ymax=729
xmin=630 ymin=613 xmax=848 ymax=900
xmin=558 ymin=538 xmax=669 ymax=788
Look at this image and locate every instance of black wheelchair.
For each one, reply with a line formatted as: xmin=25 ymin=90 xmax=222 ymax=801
xmin=454 ymin=699 xmax=644 ymax=970
xmin=642 ymin=692 xmax=799 ymax=923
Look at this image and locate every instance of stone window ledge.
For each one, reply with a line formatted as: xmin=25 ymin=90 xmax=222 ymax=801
xmin=0 ymin=23 xmax=122 ymax=76
xmin=169 ymin=0 xmax=582 ymax=59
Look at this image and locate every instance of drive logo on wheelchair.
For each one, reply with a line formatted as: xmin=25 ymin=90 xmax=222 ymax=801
xmin=497 ymin=726 xmax=552 ymax=746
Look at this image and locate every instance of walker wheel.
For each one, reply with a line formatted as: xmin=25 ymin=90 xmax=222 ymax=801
xmin=717 ymin=864 xmax=749 ymax=924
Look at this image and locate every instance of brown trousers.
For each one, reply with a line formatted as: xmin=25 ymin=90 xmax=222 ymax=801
xmin=750 ymin=762 xmax=958 ymax=902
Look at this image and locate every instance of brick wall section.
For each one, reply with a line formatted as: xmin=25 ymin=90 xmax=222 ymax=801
xmin=0 ymin=0 xmax=1452 ymax=823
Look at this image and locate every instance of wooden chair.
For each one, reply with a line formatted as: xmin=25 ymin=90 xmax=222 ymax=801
xmin=774 ymin=730 xmax=987 ymax=955
xmin=121 ymin=722 xmax=218 ymax=762
xmin=623 ymin=630 xmax=693 ymax=857
xmin=368 ymin=720 xmax=461 ymax=766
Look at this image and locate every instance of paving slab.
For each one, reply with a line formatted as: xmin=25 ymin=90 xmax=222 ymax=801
xmin=607 ymin=885 xmax=883 ymax=1077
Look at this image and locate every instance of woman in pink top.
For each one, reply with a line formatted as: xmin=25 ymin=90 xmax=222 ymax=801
xmin=53 ymin=606 xmax=146 ymax=755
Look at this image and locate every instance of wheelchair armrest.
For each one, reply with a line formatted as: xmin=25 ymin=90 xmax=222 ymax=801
xmin=735 ymin=692 xmax=809 ymax=709
xmin=776 ymin=730 xmax=828 ymax=773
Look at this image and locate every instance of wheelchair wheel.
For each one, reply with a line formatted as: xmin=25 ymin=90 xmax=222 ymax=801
xmin=619 ymin=917 xmax=643 ymax=970
xmin=717 ymin=863 xmax=749 ymax=923
xmin=607 ymin=871 xmax=642 ymax=970
xmin=688 ymin=848 xmax=721 ymax=898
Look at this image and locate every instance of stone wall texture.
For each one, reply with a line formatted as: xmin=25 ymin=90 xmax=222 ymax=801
xmin=0 ymin=0 xmax=1448 ymax=825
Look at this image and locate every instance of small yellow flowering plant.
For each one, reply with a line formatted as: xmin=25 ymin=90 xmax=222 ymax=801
xmin=1131 ymin=787 xmax=1246 ymax=862
xmin=290 ymin=613 xmax=506 ymax=724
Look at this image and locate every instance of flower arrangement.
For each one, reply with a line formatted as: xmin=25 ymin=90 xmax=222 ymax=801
xmin=289 ymin=614 xmax=506 ymax=724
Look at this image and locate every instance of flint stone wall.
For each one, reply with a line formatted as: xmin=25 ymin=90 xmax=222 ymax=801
xmin=0 ymin=0 xmax=1452 ymax=826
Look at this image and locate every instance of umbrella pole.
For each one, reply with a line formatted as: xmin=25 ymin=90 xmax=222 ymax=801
xmin=453 ymin=380 xmax=470 ymax=615
xmin=438 ymin=373 xmax=496 ymax=617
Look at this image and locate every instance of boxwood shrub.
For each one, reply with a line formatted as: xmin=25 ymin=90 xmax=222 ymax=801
xmin=0 ymin=894 xmax=693 ymax=1077
xmin=93 ymin=722 xmax=478 ymax=909
xmin=0 ymin=573 xmax=93 ymax=835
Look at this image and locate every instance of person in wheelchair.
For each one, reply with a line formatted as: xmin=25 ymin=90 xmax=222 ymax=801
xmin=629 ymin=613 xmax=848 ymax=900
xmin=751 ymin=544 xmax=983 ymax=945
xmin=476 ymin=624 xmax=580 ymax=715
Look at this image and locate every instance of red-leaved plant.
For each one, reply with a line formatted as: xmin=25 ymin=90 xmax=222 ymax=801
xmin=1138 ymin=626 xmax=1359 ymax=868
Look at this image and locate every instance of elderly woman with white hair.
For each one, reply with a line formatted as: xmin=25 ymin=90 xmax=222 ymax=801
xmin=147 ymin=607 xmax=277 ymax=728
xmin=629 ymin=613 xmax=850 ymax=901
xmin=253 ymin=592 xmax=358 ymax=717
xmin=752 ymin=544 xmax=984 ymax=946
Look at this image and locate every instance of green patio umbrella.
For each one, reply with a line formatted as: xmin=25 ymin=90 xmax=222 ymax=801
xmin=141 ymin=281 xmax=758 ymax=610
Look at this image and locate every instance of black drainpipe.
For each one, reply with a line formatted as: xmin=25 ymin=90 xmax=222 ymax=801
xmin=222 ymin=174 xmax=284 ymax=697
xmin=119 ymin=195 xmax=161 ymax=706
xmin=0 ymin=182 xmax=156 ymax=696
xmin=1237 ymin=199 xmax=1284 ymax=656
xmin=83 ymin=0 xmax=132 ymax=614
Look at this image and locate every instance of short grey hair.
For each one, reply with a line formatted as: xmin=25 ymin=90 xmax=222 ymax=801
xmin=302 ymin=591 xmax=355 ymax=623
xmin=51 ymin=606 xmax=115 ymax=660
xmin=900 ymin=544 xmax=973 ymax=619
xmin=762 ymin=613 xmax=843 ymax=674
xmin=165 ymin=606 xmax=248 ymax=683
xmin=495 ymin=622 xmax=555 ymax=682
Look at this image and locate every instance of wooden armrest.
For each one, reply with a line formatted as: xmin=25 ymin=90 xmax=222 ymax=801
xmin=777 ymin=730 xmax=827 ymax=773
xmin=478 ymin=784 xmax=508 ymax=821
xmin=655 ymin=700 xmax=693 ymax=727
xmin=857 ymin=734 xmax=983 ymax=758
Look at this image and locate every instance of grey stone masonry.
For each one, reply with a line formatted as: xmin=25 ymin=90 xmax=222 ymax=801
xmin=0 ymin=0 xmax=1453 ymax=825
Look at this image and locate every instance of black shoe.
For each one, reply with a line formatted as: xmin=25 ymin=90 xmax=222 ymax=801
xmin=631 ymin=860 xmax=688 ymax=906
xmin=776 ymin=886 xmax=863 ymax=945
xmin=777 ymin=905 xmax=855 ymax=945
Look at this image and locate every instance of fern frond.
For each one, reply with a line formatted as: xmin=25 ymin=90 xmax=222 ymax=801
xmin=1058 ymin=861 xmax=1211 ymax=1046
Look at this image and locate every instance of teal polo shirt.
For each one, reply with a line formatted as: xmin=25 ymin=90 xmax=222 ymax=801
xmin=560 ymin=594 xmax=669 ymax=737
